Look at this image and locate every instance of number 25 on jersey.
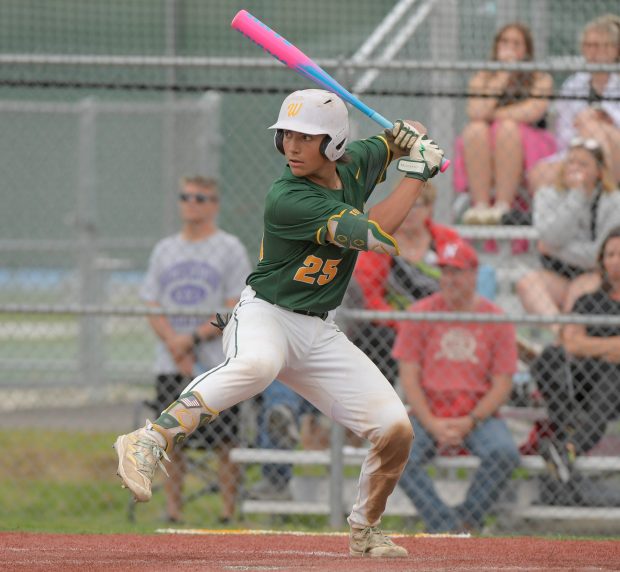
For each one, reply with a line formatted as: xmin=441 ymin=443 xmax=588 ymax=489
xmin=294 ymin=255 xmax=341 ymax=286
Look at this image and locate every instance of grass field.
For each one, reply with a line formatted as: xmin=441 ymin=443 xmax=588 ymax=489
xmin=0 ymin=428 xmax=345 ymax=534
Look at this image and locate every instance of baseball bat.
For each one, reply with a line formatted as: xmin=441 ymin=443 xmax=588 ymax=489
xmin=231 ymin=9 xmax=450 ymax=172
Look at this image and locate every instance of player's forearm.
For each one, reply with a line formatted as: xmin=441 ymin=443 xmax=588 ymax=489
xmin=368 ymin=178 xmax=424 ymax=235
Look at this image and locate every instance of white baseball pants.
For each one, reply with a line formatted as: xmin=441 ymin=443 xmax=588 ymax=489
xmin=182 ymin=285 xmax=413 ymax=528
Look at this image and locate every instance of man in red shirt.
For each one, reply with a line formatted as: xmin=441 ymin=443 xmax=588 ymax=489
xmin=393 ymin=239 xmax=520 ymax=533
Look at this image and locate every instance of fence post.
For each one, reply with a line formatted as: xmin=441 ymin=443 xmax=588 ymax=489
xmin=76 ymin=98 xmax=102 ymax=392
xmin=329 ymin=421 xmax=345 ymax=528
xmin=431 ymin=0 xmax=459 ymax=224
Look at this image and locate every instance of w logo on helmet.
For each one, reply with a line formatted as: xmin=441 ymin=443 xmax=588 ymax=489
xmin=287 ymin=103 xmax=302 ymax=117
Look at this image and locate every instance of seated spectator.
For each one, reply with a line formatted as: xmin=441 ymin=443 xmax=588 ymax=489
xmin=247 ymin=382 xmax=342 ymax=501
xmin=351 ymin=182 xmax=496 ymax=384
xmin=246 ymin=381 xmax=301 ymax=501
xmin=528 ymin=228 xmax=620 ymax=505
xmin=529 ymin=14 xmax=620 ymax=190
xmin=393 ymin=239 xmax=520 ymax=533
xmin=516 ymin=138 xmax=620 ymax=337
xmin=455 ymin=22 xmax=556 ymax=225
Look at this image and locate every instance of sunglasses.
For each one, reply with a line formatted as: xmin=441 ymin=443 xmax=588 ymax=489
xmin=569 ymin=137 xmax=605 ymax=164
xmin=178 ymin=192 xmax=219 ymax=204
xmin=570 ymin=137 xmax=602 ymax=152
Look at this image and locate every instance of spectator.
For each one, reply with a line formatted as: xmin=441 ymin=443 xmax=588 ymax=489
xmin=351 ymin=182 xmax=460 ymax=384
xmin=393 ymin=239 xmax=520 ymax=533
xmin=352 ymin=182 xmax=496 ymax=384
xmin=530 ymin=14 xmax=620 ymax=190
xmin=516 ymin=138 xmax=620 ymax=337
xmin=531 ymin=227 xmax=620 ymax=478
xmin=246 ymin=381 xmax=304 ymax=501
xmin=141 ymin=176 xmax=252 ymax=523
xmin=247 ymin=382 xmax=363 ymax=501
xmin=455 ymin=22 xmax=556 ymax=225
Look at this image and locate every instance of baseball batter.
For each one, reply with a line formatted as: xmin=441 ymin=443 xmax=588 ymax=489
xmin=114 ymin=89 xmax=444 ymax=558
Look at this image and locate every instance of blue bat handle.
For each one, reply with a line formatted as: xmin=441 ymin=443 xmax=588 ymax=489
xmin=298 ymin=64 xmax=450 ymax=171
xmin=369 ymin=111 xmax=393 ymax=129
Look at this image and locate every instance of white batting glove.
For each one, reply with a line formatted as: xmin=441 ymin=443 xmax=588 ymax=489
xmin=384 ymin=119 xmax=419 ymax=151
xmin=396 ymin=134 xmax=444 ymax=181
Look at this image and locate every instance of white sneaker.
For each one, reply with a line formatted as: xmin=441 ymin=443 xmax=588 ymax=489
xmin=483 ymin=203 xmax=510 ymax=225
xmin=462 ymin=203 xmax=490 ymax=225
xmin=349 ymin=526 xmax=408 ymax=558
xmin=114 ymin=423 xmax=170 ymax=502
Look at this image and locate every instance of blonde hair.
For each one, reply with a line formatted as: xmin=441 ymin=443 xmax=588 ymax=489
xmin=556 ymin=142 xmax=616 ymax=193
xmin=180 ymin=176 xmax=218 ymax=193
xmin=580 ymin=14 xmax=620 ymax=61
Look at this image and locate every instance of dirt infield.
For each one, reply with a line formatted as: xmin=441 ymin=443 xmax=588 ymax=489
xmin=1 ymin=531 xmax=619 ymax=571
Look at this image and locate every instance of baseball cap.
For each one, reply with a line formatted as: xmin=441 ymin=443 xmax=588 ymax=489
xmin=437 ymin=239 xmax=479 ymax=270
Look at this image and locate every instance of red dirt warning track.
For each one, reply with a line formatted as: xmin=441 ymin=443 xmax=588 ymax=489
xmin=1 ymin=531 xmax=619 ymax=571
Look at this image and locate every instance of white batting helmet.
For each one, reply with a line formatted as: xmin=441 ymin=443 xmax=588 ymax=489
xmin=270 ymin=89 xmax=349 ymax=161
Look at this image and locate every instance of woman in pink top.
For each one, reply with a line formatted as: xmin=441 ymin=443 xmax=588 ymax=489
xmin=455 ymin=23 xmax=556 ymax=225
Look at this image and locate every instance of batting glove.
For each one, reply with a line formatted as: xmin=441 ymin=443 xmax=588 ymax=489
xmin=384 ymin=119 xmax=419 ymax=152
xmin=396 ymin=135 xmax=444 ymax=181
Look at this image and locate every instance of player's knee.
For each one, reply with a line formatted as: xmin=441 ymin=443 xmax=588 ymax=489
xmin=375 ymin=419 xmax=414 ymax=473
xmin=393 ymin=418 xmax=414 ymax=451
xmin=378 ymin=418 xmax=414 ymax=455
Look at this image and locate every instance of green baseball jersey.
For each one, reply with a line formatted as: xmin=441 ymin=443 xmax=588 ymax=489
xmin=247 ymin=135 xmax=392 ymax=313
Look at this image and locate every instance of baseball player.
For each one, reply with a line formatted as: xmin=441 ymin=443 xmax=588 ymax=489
xmin=114 ymin=89 xmax=444 ymax=558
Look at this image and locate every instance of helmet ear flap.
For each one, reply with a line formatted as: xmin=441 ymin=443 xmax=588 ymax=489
xmin=274 ymin=129 xmax=285 ymax=155
xmin=321 ymin=135 xmax=348 ymax=161
xmin=319 ymin=136 xmax=331 ymax=159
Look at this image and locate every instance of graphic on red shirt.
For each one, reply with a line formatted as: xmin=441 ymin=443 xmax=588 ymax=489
xmin=434 ymin=327 xmax=479 ymax=364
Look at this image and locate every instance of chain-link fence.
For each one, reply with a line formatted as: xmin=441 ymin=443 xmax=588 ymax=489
xmin=1 ymin=0 xmax=620 ymax=536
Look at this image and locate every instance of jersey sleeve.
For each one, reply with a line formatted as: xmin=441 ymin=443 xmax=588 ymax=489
xmin=266 ymin=189 xmax=365 ymax=245
xmin=346 ymin=135 xmax=392 ymax=201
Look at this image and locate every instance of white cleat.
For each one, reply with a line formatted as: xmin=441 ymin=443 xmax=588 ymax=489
xmin=349 ymin=526 xmax=408 ymax=558
xmin=113 ymin=423 xmax=169 ymax=502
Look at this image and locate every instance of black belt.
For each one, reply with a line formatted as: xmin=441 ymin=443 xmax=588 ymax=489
xmin=252 ymin=291 xmax=329 ymax=320
xmin=292 ymin=308 xmax=329 ymax=320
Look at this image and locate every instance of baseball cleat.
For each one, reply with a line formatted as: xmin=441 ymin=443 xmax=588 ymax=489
xmin=349 ymin=526 xmax=408 ymax=558
xmin=114 ymin=423 xmax=170 ymax=502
